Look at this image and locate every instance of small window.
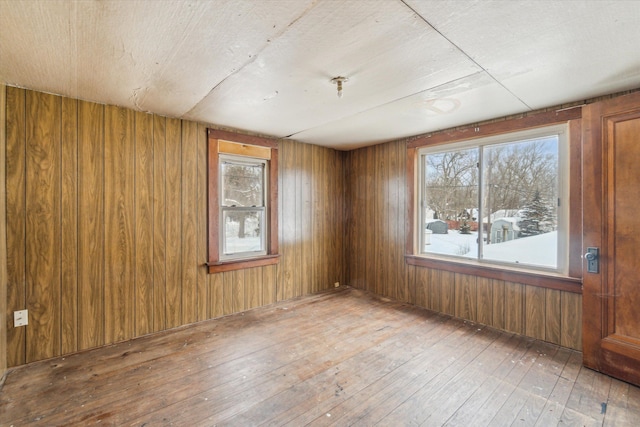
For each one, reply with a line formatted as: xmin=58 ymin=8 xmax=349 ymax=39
xmin=207 ymin=130 xmax=279 ymax=273
xmin=417 ymin=124 xmax=568 ymax=273
xmin=219 ymin=156 xmax=267 ymax=260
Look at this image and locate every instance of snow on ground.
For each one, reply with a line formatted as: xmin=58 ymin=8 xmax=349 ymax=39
xmin=424 ymin=230 xmax=557 ymax=269
xmin=477 ymin=231 xmax=557 ymax=268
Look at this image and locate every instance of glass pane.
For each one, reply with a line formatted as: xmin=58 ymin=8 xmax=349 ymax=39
xmin=481 ymin=136 xmax=559 ymax=268
xmin=221 ymin=160 xmax=264 ymax=207
xmin=421 ymin=148 xmax=479 ymax=257
xmin=222 ymin=209 xmax=264 ymax=255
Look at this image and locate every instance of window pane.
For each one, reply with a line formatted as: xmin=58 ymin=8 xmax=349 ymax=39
xmin=221 ymin=160 xmax=264 ymax=207
xmin=421 ymin=148 xmax=479 ymax=257
xmin=222 ymin=209 xmax=265 ymax=256
xmin=481 ymin=136 xmax=559 ymax=268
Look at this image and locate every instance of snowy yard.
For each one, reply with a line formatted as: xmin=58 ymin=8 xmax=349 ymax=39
xmin=424 ymin=230 xmax=557 ymax=269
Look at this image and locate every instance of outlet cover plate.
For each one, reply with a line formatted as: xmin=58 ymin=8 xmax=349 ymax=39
xmin=14 ymin=309 xmax=28 ymax=327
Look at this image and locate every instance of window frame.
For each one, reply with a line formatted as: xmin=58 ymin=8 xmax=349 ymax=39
xmin=405 ymin=110 xmax=583 ymax=293
xmin=417 ymin=124 xmax=568 ymax=273
xmin=219 ymin=154 xmax=268 ymax=261
xmin=207 ymin=129 xmax=279 ymax=273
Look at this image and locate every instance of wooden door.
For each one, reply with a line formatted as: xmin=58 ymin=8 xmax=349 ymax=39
xmin=582 ymin=91 xmax=640 ymax=386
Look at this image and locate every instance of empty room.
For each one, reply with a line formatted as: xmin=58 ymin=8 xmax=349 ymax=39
xmin=1 ymin=0 xmax=640 ymax=425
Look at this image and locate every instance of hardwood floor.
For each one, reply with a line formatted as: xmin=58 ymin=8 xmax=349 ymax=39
xmin=1 ymin=286 xmax=638 ymax=426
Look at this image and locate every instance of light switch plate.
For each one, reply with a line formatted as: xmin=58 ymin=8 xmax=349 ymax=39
xmin=14 ymin=309 xmax=28 ymax=327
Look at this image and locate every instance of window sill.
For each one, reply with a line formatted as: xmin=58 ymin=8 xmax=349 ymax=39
xmin=207 ymin=254 xmax=280 ymax=274
xmin=405 ymin=254 xmax=582 ymax=293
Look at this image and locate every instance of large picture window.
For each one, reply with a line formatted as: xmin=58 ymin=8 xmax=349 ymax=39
xmin=207 ymin=129 xmax=279 ymax=273
xmin=418 ymin=124 xmax=569 ymax=273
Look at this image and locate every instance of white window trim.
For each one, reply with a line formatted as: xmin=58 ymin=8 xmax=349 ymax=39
xmin=416 ymin=123 xmax=569 ymax=275
xmin=218 ymin=153 xmax=269 ymax=261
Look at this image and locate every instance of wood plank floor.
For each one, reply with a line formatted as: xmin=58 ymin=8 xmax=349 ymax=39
xmin=1 ymin=286 xmax=639 ymax=426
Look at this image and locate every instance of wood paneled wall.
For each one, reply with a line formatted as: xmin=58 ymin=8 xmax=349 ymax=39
xmin=1 ymin=84 xmax=7 ymax=377
xmin=4 ymin=87 xmax=346 ymax=367
xmin=345 ymin=140 xmax=582 ymax=350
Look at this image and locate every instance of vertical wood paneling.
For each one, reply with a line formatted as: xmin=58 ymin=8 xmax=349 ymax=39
xmin=505 ymin=282 xmax=525 ymax=334
xmin=415 ymin=266 xmax=429 ymax=308
xmin=322 ymin=145 xmax=332 ymax=290
xmin=440 ymin=270 xmax=455 ymax=316
xmin=311 ymin=145 xmax=322 ymax=293
xmin=134 ymin=111 xmax=154 ymax=336
xmin=5 ymin=89 xmax=349 ymax=367
xmin=152 ymin=115 xmax=167 ymax=332
xmin=77 ymin=99 xmax=104 ymax=350
xmin=429 ymin=268 xmax=442 ymax=313
xmin=61 ymin=97 xmax=78 ymax=354
xmin=209 ymin=272 xmax=224 ymax=319
xmin=164 ymin=118 xmax=182 ymax=328
xmin=388 ymin=142 xmax=400 ymax=301
xmin=180 ymin=120 xmax=198 ymax=324
xmin=373 ymin=144 xmax=383 ymax=296
xmin=300 ymin=143 xmax=312 ymax=295
xmin=245 ymin=267 xmax=262 ymax=310
xmin=344 ymin=138 xmax=583 ymax=351
xmin=335 ymin=150 xmax=346 ymax=287
xmin=492 ymin=279 xmax=506 ymax=330
xmin=525 ymin=285 xmax=546 ymax=340
xmin=222 ymin=270 xmax=234 ymax=315
xmin=364 ymin=148 xmax=374 ymax=294
xmin=104 ymin=105 xmax=135 ymax=343
xmin=6 ymin=86 xmax=27 ymax=366
xmin=232 ymin=269 xmax=245 ymax=313
xmin=279 ymin=140 xmax=295 ymax=301
xmin=262 ymin=264 xmax=277 ymax=306
xmin=545 ymin=288 xmax=562 ymax=345
xmin=0 ymin=84 xmax=6 ymax=375
xmin=196 ymin=124 xmax=208 ymax=321
xmin=476 ymin=277 xmax=493 ymax=326
xmin=454 ymin=273 xmax=476 ymax=322
xmin=561 ymin=292 xmax=582 ymax=350
xmin=396 ymin=141 xmax=407 ymax=302
xmin=5 ymin=87 xmax=588 ymax=366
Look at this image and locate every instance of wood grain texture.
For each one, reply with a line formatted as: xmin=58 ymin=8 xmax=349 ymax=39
xmin=196 ymin=123 xmax=208 ymax=321
xmin=244 ymin=267 xmax=262 ymax=310
xmin=164 ymin=117 xmax=182 ymax=329
xmin=561 ymin=291 xmax=582 ymax=350
xmin=209 ymin=272 xmax=224 ymax=319
xmin=104 ymin=105 xmax=135 ymax=343
xmin=77 ymin=99 xmax=105 ymax=350
xmin=545 ymin=288 xmax=562 ymax=345
xmin=25 ymin=90 xmax=62 ymax=362
xmin=525 ymin=284 xmax=546 ymax=340
xmin=262 ymin=264 xmax=276 ymax=306
xmin=5 ymin=86 xmax=27 ymax=366
xmin=505 ymin=281 xmax=525 ymax=334
xmin=180 ymin=120 xmax=197 ymax=325
xmin=4 ymin=89 xmax=347 ymax=367
xmin=0 ymin=84 xmax=7 ymax=375
xmin=454 ymin=273 xmax=477 ymax=321
xmin=476 ymin=276 xmax=493 ymax=325
xmin=134 ymin=111 xmax=154 ymax=336
xmin=2 ymin=288 xmax=633 ymax=427
xmin=61 ymin=97 xmax=78 ymax=354
xmin=152 ymin=115 xmax=167 ymax=333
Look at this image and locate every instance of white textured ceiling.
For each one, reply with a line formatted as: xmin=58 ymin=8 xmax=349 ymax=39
xmin=1 ymin=0 xmax=639 ymax=150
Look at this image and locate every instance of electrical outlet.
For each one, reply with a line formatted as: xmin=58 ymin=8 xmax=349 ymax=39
xmin=14 ymin=309 xmax=28 ymax=327
xmin=334 ymin=282 xmax=340 ymax=288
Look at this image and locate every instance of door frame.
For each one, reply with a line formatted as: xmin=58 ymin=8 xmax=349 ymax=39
xmin=582 ymin=91 xmax=640 ymax=386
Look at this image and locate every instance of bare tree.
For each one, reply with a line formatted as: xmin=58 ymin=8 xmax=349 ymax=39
xmin=424 ymin=148 xmax=478 ymax=220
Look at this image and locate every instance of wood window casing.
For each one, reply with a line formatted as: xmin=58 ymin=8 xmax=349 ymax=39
xmin=405 ymin=109 xmax=584 ymax=293
xmin=207 ymin=129 xmax=279 ymax=273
